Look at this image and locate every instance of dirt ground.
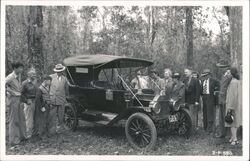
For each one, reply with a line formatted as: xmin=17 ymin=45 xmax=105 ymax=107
xmin=5 ymin=120 xmax=242 ymax=156
xmin=4 ymin=102 xmax=242 ymax=156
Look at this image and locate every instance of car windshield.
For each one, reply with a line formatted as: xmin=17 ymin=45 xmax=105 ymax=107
xmin=98 ymin=67 xmax=148 ymax=84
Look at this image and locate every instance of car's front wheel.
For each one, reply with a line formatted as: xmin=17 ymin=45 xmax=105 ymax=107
xmin=177 ymin=108 xmax=192 ymax=137
xmin=64 ymin=103 xmax=78 ymax=131
xmin=125 ymin=113 xmax=157 ymax=151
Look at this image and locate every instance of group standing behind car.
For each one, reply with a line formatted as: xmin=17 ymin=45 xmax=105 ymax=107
xmin=6 ymin=59 xmax=242 ymax=147
xmin=129 ymin=60 xmax=242 ymax=145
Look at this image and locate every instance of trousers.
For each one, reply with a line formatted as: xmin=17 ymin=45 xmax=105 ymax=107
xmin=189 ymin=104 xmax=198 ymax=129
xmin=217 ymin=104 xmax=226 ymax=136
xmin=23 ymin=99 xmax=35 ymax=137
xmin=8 ymin=96 xmax=26 ymax=145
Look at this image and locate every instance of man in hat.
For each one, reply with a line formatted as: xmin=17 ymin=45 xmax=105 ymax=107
xmin=148 ymin=69 xmax=165 ymax=95
xmin=169 ymin=72 xmax=185 ymax=111
xmin=215 ymin=59 xmax=232 ymax=138
xmin=183 ymin=67 xmax=200 ymax=130
xmin=50 ymin=64 xmax=69 ymax=133
xmin=6 ymin=62 xmax=26 ymax=145
xmin=21 ymin=67 xmax=38 ymax=138
xmin=200 ymin=69 xmax=220 ymax=134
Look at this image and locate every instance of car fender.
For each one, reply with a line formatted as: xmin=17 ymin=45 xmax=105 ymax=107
xmin=107 ymin=107 xmax=153 ymax=126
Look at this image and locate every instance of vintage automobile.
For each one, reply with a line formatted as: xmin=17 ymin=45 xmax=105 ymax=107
xmin=63 ymin=54 xmax=192 ymax=150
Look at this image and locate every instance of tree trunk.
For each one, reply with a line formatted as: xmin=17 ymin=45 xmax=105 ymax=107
xmin=229 ymin=7 xmax=242 ymax=68
xmin=5 ymin=6 xmax=13 ymax=75
xmin=27 ymin=6 xmax=44 ymax=78
xmin=185 ymin=7 xmax=193 ymax=67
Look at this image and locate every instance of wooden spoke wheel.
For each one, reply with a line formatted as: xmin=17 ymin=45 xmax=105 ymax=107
xmin=64 ymin=103 xmax=78 ymax=131
xmin=125 ymin=113 xmax=157 ymax=151
xmin=177 ymin=108 xmax=192 ymax=137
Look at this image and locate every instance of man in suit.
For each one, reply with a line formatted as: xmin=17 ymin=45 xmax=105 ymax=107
xmin=183 ymin=67 xmax=200 ymax=130
xmin=50 ymin=64 xmax=69 ymax=133
xmin=200 ymin=69 xmax=220 ymax=134
xmin=169 ymin=72 xmax=185 ymax=111
xmin=215 ymin=59 xmax=232 ymax=138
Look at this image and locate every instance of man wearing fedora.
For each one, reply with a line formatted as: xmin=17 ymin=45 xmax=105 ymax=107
xmin=200 ymin=69 xmax=220 ymax=134
xmin=215 ymin=59 xmax=232 ymax=138
xmin=169 ymin=72 xmax=185 ymax=111
xmin=50 ymin=64 xmax=69 ymax=133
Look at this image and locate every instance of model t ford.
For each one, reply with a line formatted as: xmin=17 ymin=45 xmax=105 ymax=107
xmin=63 ymin=54 xmax=192 ymax=150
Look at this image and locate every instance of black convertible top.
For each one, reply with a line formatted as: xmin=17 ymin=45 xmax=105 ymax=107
xmin=63 ymin=54 xmax=153 ymax=69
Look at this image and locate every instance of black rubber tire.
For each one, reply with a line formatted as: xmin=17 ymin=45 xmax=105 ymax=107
xmin=177 ymin=108 xmax=193 ymax=137
xmin=125 ymin=112 xmax=157 ymax=151
xmin=64 ymin=103 xmax=78 ymax=131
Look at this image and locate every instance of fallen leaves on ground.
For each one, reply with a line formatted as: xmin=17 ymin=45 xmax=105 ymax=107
xmin=6 ymin=121 xmax=242 ymax=156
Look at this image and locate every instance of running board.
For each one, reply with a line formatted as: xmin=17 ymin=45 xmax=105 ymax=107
xmin=95 ymin=120 xmax=110 ymax=125
xmin=81 ymin=110 xmax=118 ymax=125
xmin=102 ymin=113 xmax=117 ymax=120
xmin=95 ymin=112 xmax=118 ymax=125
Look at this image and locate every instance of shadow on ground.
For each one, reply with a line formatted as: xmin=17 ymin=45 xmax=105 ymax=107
xmin=6 ymin=120 xmax=242 ymax=155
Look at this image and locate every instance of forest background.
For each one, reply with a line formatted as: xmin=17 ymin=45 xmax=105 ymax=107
xmin=5 ymin=6 xmax=242 ymax=79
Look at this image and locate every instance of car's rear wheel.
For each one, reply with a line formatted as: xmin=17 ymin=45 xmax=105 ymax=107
xmin=125 ymin=113 xmax=157 ymax=151
xmin=64 ymin=103 xmax=78 ymax=131
xmin=177 ymin=108 xmax=192 ymax=137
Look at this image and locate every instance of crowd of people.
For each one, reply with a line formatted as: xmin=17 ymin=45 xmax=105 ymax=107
xmin=6 ymin=63 xmax=70 ymax=146
xmin=5 ymin=58 xmax=242 ymax=148
xmin=130 ymin=59 xmax=242 ymax=145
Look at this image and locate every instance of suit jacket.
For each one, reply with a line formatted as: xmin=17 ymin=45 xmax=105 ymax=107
xmin=183 ymin=77 xmax=200 ymax=104
xmin=170 ymin=81 xmax=185 ymax=105
xmin=49 ymin=73 xmax=69 ymax=106
xmin=201 ymin=78 xmax=220 ymax=95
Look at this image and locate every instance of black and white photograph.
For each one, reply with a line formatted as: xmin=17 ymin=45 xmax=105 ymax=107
xmin=0 ymin=0 xmax=249 ymax=160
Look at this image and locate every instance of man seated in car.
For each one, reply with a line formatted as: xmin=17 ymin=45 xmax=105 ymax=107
xmin=131 ymin=70 xmax=149 ymax=90
xmin=169 ymin=72 xmax=185 ymax=111
xmin=148 ymin=69 xmax=165 ymax=95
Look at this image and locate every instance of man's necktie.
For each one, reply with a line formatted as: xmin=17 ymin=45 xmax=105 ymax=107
xmin=203 ymin=80 xmax=207 ymax=94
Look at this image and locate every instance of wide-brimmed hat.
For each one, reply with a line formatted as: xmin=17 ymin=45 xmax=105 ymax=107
xmin=216 ymin=59 xmax=230 ymax=68
xmin=201 ymin=69 xmax=211 ymax=77
xmin=53 ymin=64 xmax=66 ymax=72
xmin=172 ymin=72 xmax=181 ymax=79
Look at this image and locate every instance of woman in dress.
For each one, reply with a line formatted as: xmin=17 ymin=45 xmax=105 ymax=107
xmin=225 ymin=67 xmax=242 ymax=145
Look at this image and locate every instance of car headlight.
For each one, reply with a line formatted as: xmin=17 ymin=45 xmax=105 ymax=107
xmin=149 ymin=101 xmax=161 ymax=114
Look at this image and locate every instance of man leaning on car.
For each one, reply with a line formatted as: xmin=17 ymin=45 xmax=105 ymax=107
xmin=49 ymin=64 xmax=70 ymax=134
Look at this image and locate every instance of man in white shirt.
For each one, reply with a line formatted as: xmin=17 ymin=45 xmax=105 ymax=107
xmin=6 ymin=62 xmax=26 ymax=146
xmin=131 ymin=70 xmax=149 ymax=90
